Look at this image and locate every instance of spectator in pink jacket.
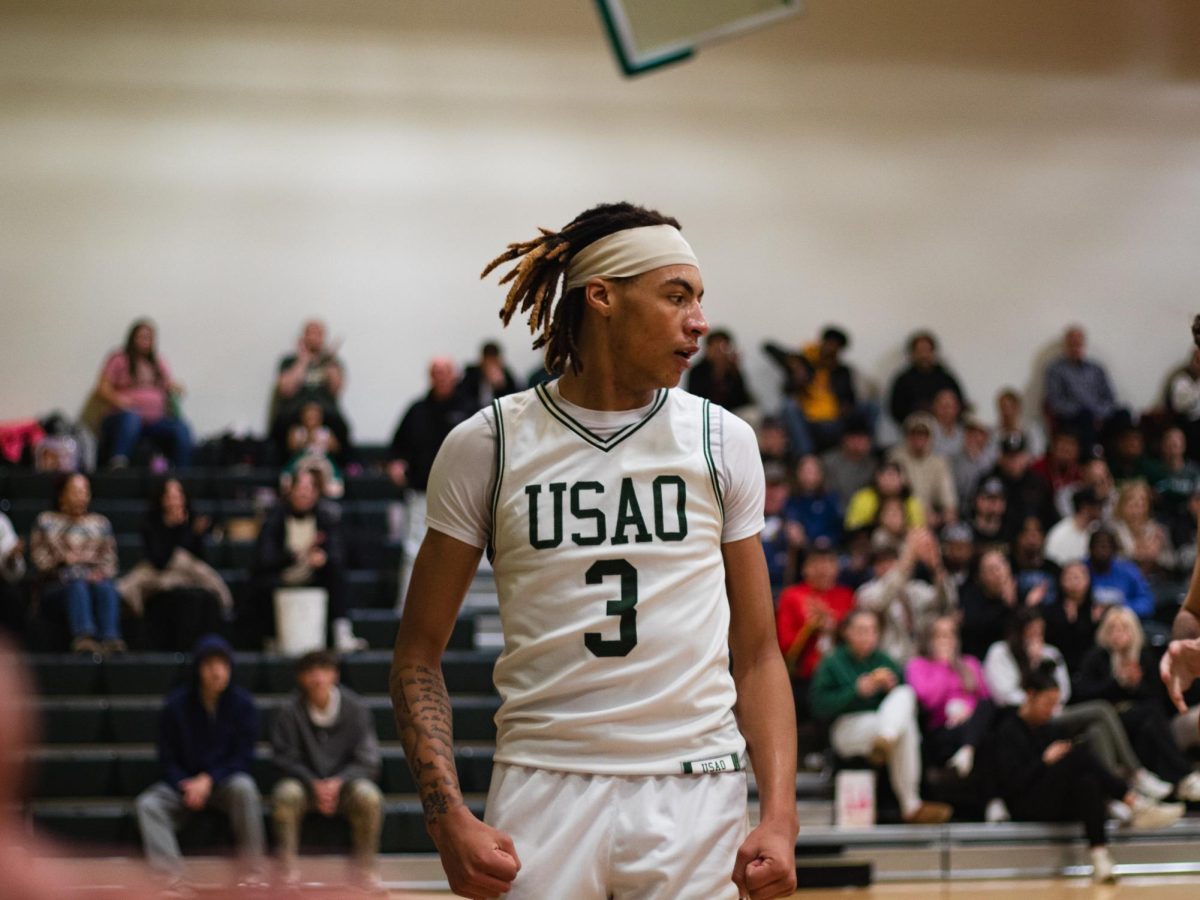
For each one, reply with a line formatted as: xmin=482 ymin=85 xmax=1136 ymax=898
xmin=906 ymin=616 xmax=993 ymax=778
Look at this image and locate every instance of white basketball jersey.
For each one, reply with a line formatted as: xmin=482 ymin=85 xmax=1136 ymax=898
xmin=487 ymin=383 xmax=746 ymax=775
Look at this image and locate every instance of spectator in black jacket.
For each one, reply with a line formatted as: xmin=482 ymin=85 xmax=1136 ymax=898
xmin=1042 ymin=561 xmax=1099 ymax=674
xmin=985 ymin=433 xmax=1058 ymax=538
xmin=959 ymin=549 xmax=1019 ymax=661
xmin=887 ymin=331 xmax=965 ymax=428
xmin=250 ymin=469 xmax=363 ymax=652
xmin=459 ymin=340 xmax=520 ymax=410
xmin=118 ymin=479 xmax=231 ymax=648
xmin=134 ymin=635 xmax=265 ymax=892
xmin=687 ymin=329 xmax=755 ymax=413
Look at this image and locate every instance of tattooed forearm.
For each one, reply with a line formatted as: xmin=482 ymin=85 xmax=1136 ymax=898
xmin=390 ymin=661 xmax=463 ymax=828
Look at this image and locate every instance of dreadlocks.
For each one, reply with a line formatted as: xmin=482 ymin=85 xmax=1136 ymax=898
xmin=480 ymin=202 xmax=681 ymax=377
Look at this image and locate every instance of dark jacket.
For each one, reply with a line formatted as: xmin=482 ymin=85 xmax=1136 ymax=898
xmin=390 ymin=391 xmax=475 ymax=492
xmin=958 ymin=581 xmax=1012 ymax=661
xmin=994 ymin=711 xmax=1064 ymax=801
xmin=143 ymin=517 xmax=207 ymax=570
xmin=158 ymin=638 xmax=258 ymax=790
xmin=1072 ymin=645 xmax=1164 ymax=709
xmin=252 ymin=503 xmax=346 ymax=578
xmin=888 ymin=364 xmax=964 ymax=426
xmin=1042 ymin=596 xmax=1098 ymax=674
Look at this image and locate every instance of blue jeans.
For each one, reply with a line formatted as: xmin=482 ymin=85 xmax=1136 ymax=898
xmin=44 ymin=578 xmax=122 ymax=641
xmin=102 ymin=411 xmax=193 ymax=467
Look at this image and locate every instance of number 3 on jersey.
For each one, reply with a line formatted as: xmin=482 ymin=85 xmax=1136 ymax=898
xmin=583 ymin=559 xmax=637 ymax=657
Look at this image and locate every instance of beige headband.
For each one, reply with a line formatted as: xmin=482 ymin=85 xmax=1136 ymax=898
xmin=564 ymin=224 xmax=699 ymax=291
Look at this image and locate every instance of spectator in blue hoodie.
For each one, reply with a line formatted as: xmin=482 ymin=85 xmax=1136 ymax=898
xmin=1087 ymin=528 xmax=1155 ymax=620
xmin=135 ymin=634 xmax=265 ymax=892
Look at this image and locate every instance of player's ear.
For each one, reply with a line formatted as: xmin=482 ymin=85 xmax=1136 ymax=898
xmin=583 ymin=278 xmax=616 ymax=319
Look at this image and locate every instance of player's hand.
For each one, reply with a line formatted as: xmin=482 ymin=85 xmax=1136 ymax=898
xmin=429 ymin=805 xmax=521 ymax=898
xmin=1160 ymin=637 xmax=1200 ymax=713
xmin=731 ymin=820 xmax=798 ymax=899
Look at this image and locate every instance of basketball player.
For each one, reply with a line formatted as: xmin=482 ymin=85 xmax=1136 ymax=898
xmin=390 ymin=202 xmax=798 ymax=899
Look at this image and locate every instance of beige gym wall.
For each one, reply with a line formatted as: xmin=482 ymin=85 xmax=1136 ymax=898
xmin=2 ymin=0 xmax=1197 ymax=441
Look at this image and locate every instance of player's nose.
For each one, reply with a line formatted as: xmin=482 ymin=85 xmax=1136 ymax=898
xmin=686 ymin=305 xmax=709 ymax=339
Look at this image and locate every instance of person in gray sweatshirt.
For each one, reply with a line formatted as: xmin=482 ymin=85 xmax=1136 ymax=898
xmin=269 ymin=649 xmax=382 ymax=889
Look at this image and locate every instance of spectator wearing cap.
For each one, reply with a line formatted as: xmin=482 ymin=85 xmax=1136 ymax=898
xmin=887 ymin=330 xmax=966 ymax=429
xmin=135 ymin=634 xmax=265 ymax=892
xmin=984 ymin=432 xmax=1057 ymax=538
xmin=1087 ymin=529 xmax=1155 ymax=620
xmin=1043 ymin=325 xmax=1121 ymax=451
xmin=855 ymin=528 xmax=958 ymax=667
xmin=887 ymin=413 xmax=958 ymax=529
xmin=1045 ymin=487 xmax=1103 ymax=567
xmin=950 ymin=415 xmax=996 ymax=507
xmin=765 ymin=325 xmax=865 ymax=456
xmin=845 ymin=461 xmax=925 ymax=533
xmin=270 ymin=650 xmax=383 ymax=890
xmin=776 ymin=540 xmax=855 ymax=719
xmin=820 ymin=416 xmax=877 ymax=507
xmin=969 ymin=477 xmax=1010 ymax=552
xmin=938 ymin=522 xmax=976 ymax=591
xmin=686 ymin=329 xmax=755 ymax=413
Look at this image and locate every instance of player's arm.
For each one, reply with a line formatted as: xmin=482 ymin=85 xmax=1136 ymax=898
xmin=724 ymin=535 xmax=799 ymax=900
xmin=390 ymin=529 xmax=520 ymax=896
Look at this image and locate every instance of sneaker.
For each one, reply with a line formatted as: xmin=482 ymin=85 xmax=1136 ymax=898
xmin=903 ymin=801 xmax=953 ymax=824
xmin=1175 ymin=771 xmax=1200 ymax=803
xmin=1090 ymin=847 xmax=1118 ymax=884
xmin=1133 ymin=769 xmax=1173 ymax=801
xmin=1107 ymin=800 xmax=1133 ymax=825
xmin=1128 ymin=796 xmax=1185 ymax=831
xmin=332 ymin=618 xmax=368 ymax=653
xmin=985 ymin=798 xmax=1011 ymax=823
xmin=101 ymin=638 xmax=127 ymax=656
xmin=71 ymin=635 xmax=101 ymax=655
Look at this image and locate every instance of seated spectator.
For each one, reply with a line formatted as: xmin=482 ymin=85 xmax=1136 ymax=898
xmin=776 ymin=541 xmax=855 ymax=700
xmin=984 ymin=608 xmax=1170 ymax=797
xmin=29 ymin=473 xmax=123 ymax=654
xmin=869 ymin=497 xmax=909 ymax=557
xmin=951 ymin=416 xmax=995 ymax=507
xmin=994 ymin=387 xmax=1043 ymax=458
xmin=845 ymin=461 xmax=924 ymax=533
xmin=761 ymin=463 xmax=800 ymax=594
xmin=855 ymin=528 xmax=957 ymax=666
xmin=1031 ymin=430 xmax=1083 ymax=498
xmin=766 ymin=326 xmax=863 ymax=454
xmin=1147 ymin=427 xmax=1200 ymax=541
xmin=270 ymin=650 xmax=383 ymax=890
xmin=118 ymin=478 xmax=231 ymax=650
xmin=929 ymin=388 xmax=964 ymax=458
xmin=809 ymin=609 xmax=952 ymax=823
xmin=1087 ymin=528 xmax=1155 ymax=620
xmin=0 ymin=510 xmax=27 ymax=639
xmin=1011 ymin=516 xmax=1058 ymax=608
xmin=1112 ymin=480 xmax=1177 ymax=578
xmin=687 ymin=329 xmax=755 ymax=413
xmin=756 ymin=415 xmax=792 ymax=469
xmin=887 ymin=413 xmax=958 ymax=528
xmin=1045 ymin=487 xmax=1102 ymax=567
xmin=459 ymin=340 xmax=520 ymax=410
xmin=906 ymin=616 xmax=993 ymax=777
xmin=837 ymin=527 xmax=875 ymax=593
xmin=270 ymin=320 xmax=351 ymax=462
xmin=135 ymin=635 xmax=266 ymax=893
xmin=1043 ymin=325 xmax=1121 ymax=451
xmin=784 ymin=455 xmax=843 ymax=550
xmin=1166 ymin=346 xmax=1200 ymax=460
xmin=1074 ymin=607 xmax=1200 ymax=802
xmin=959 ymin=549 xmax=1020 ymax=660
xmin=94 ymin=319 xmax=192 ymax=468
xmin=282 ymin=402 xmax=344 ymax=499
xmin=1108 ymin=421 xmax=1154 ymax=485
xmin=250 ymin=469 xmax=364 ymax=653
xmin=887 ymin=331 xmax=965 ymax=429
xmin=968 ymin=477 xmax=1010 ymax=552
xmin=1043 ymin=560 xmax=1100 ymax=673
xmin=994 ymin=661 xmax=1182 ymax=886
xmin=938 ymin=522 xmax=976 ymax=589
xmin=984 ymin=433 xmax=1057 ymax=538
xmin=1057 ymin=455 xmax=1117 ymax=522
xmin=820 ymin=416 xmax=876 ymax=506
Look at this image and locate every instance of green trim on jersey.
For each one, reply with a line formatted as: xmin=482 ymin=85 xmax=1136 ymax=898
xmin=487 ymin=398 xmax=506 ymax=562
xmin=701 ymin=400 xmax=724 ymax=520
xmin=534 ymin=382 xmax=668 ymax=453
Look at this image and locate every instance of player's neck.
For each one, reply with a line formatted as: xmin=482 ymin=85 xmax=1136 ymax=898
xmin=557 ymin=368 xmax=656 ymax=412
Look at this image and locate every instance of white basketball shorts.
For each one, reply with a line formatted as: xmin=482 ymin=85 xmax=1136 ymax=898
xmin=483 ymin=762 xmax=749 ymax=899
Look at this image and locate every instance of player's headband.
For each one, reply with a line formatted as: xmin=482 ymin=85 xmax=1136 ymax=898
xmin=564 ymin=224 xmax=699 ymax=291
